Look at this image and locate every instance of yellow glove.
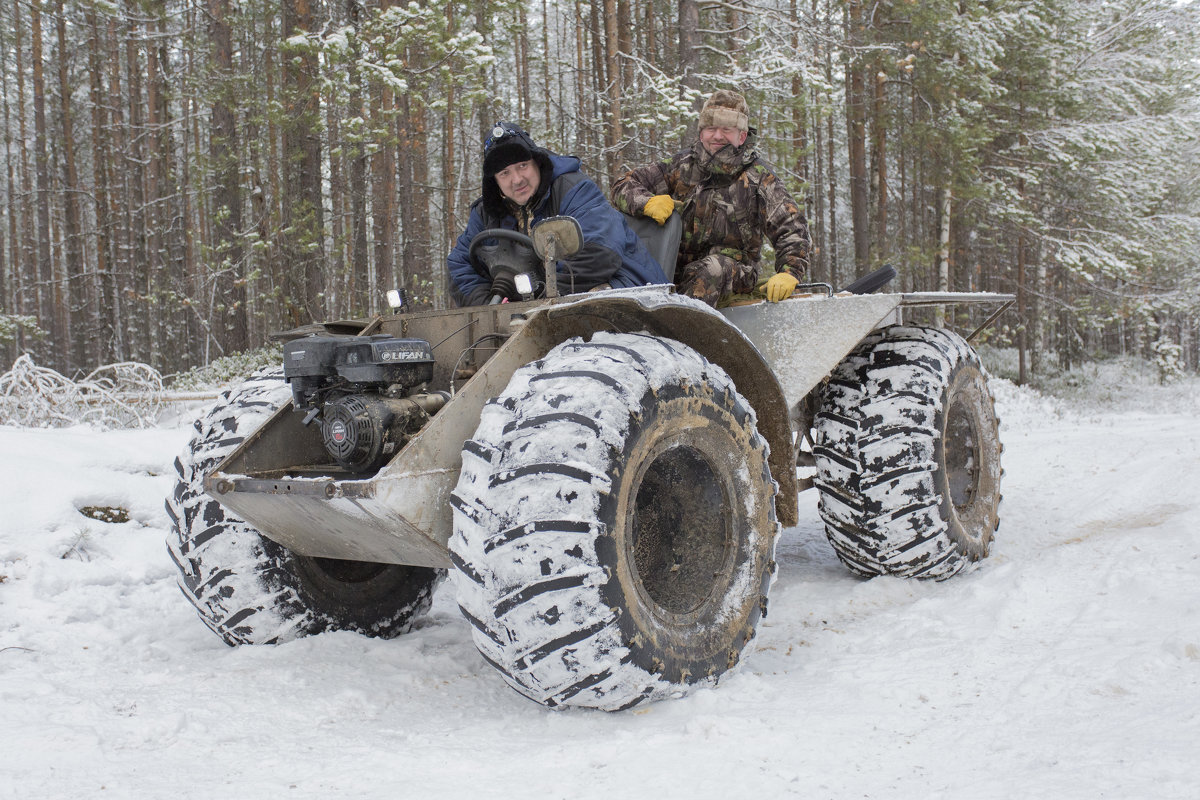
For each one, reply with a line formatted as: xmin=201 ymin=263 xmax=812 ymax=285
xmin=765 ymin=272 xmax=799 ymax=302
xmin=642 ymin=195 xmax=674 ymax=225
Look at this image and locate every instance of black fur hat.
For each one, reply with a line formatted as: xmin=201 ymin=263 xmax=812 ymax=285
xmin=483 ymin=122 xmax=537 ymax=177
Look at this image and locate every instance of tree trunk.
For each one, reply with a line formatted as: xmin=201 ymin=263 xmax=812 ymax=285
xmin=372 ymin=86 xmax=397 ymax=295
xmin=516 ymin=4 xmax=530 ymax=123
xmin=678 ymin=0 xmax=699 ymax=95
xmin=0 ymin=52 xmax=9 ymax=362
xmin=281 ymin=0 xmax=325 ymax=324
xmin=326 ymin=82 xmax=346 ymax=317
xmin=260 ymin=13 xmax=283 ymax=339
xmin=441 ymin=0 xmax=458 ymax=308
xmin=0 ymin=17 xmax=17 ymax=362
xmin=400 ymin=90 xmax=431 ymax=305
xmin=790 ymin=0 xmax=812 ymax=275
xmin=84 ymin=1 xmax=115 ymax=363
xmin=144 ymin=0 xmax=173 ymax=363
xmin=602 ymin=0 xmax=623 ymax=179
xmin=897 ymin=89 xmax=908 ymax=284
xmin=574 ymin=0 xmax=588 ymax=152
xmin=31 ymin=0 xmax=59 ymax=367
xmin=152 ymin=0 xmax=189 ymax=364
xmin=644 ymin=0 xmax=658 ymax=150
xmin=823 ymin=5 xmax=839 ymax=291
xmin=178 ymin=46 xmax=201 ymax=367
xmin=1032 ymin=257 xmax=1045 ymax=377
xmin=105 ymin=14 xmax=132 ymax=361
xmin=1017 ymin=226 xmax=1027 ymax=384
xmin=586 ymin=1 xmax=605 ymax=170
xmin=210 ymin=0 xmax=247 ymax=353
xmin=845 ymin=0 xmax=870 ymax=277
xmin=872 ymin=68 xmax=888 ymax=266
xmin=617 ymin=0 xmax=633 ymax=104
xmin=442 ymin=94 xmax=456 ymax=309
xmin=15 ymin=0 xmax=37 ymax=347
xmin=542 ymin=0 xmax=552 ymax=135
xmin=347 ymin=0 xmax=369 ymax=317
xmin=125 ymin=6 xmax=155 ymax=361
xmin=56 ymin=0 xmax=86 ymax=370
xmin=935 ymin=186 xmax=951 ymax=327
xmin=811 ymin=84 xmax=827 ymax=284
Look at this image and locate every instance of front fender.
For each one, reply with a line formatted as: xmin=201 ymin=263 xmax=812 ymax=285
xmin=540 ymin=288 xmax=798 ymax=527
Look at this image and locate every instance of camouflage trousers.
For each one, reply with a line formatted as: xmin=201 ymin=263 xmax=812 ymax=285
xmin=676 ymin=254 xmax=757 ymax=307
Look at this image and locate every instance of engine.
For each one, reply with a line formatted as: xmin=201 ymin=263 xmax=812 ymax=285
xmin=282 ymin=334 xmax=447 ymax=473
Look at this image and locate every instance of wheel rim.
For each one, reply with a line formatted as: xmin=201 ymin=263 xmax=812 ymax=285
xmin=945 ymin=397 xmax=981 ymax=511
xmin=628 ymin=442 xmax=733 ymax=616
xmin=941 ymin=368 xmax=1000 ymax=555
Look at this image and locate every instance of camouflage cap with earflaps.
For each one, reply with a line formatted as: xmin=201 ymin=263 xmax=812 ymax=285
xmin=698 ymin=90 xmax=749 ymax=132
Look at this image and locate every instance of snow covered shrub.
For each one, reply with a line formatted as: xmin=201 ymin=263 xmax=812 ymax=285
xmin=166 ymin=345 xmax=283 ymax=392
xmin=1152 ymin=338 xmax=1184 ymax=385
xmin=0 ymin=354 xmax=164 ymax=429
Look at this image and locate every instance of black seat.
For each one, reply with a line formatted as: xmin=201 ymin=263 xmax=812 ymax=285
xmin=840 ymin=264 xmax=897 ymax=295
xmin=623 ymin=212 xmax=682 ymax=283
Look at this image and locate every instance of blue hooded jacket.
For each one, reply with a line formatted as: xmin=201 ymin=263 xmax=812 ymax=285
xmin=448 ymin=151 xmax=668 ymax=305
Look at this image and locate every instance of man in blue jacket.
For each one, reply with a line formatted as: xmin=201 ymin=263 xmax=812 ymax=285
xmin=448 ymin=122 xmax=667 ymax=305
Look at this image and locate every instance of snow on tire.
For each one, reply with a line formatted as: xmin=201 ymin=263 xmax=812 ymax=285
xmin=813 ymin=325 xmax=1002 ymax=580
xmin=165 ymin=368 xmax=442 ymax=645
xmin=450 ymin=332 xmax=778 ymax=710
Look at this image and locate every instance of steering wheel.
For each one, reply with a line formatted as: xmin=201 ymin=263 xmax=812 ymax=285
xmin=467 ymin=229 xmax=540 ymax=281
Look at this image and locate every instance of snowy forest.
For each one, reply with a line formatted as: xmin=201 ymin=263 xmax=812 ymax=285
xmin=1 ymin=0 xmax=1198 ymax=379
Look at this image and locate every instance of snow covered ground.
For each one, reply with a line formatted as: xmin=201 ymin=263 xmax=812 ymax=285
xmin=2 ymin=362 xmax=1198 ymax=799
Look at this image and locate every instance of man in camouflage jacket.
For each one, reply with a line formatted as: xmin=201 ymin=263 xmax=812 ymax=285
xmin=610 ymin=89 xmax=812 ymax=306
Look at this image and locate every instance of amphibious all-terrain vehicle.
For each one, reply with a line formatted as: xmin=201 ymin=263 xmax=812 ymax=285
xmin=167 ymin=215 xmax=1012 ymax=711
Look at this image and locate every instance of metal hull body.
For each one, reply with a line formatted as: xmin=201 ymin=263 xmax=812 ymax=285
xmin=207 ymin=287 xmax=1010 ymax=568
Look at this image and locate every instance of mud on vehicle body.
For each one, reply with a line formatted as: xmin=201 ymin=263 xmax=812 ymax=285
xmin=167 ymin=219 xmax=1012 ymax=710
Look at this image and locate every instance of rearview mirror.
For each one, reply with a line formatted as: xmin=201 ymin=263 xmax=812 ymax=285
xmin=532 ymin=216 xmax=584 ymax=262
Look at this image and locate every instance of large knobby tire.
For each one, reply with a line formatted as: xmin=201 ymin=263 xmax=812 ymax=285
xmin=165 ymin=368 xmax=442 ymax=646
xmin=449 ymin=332 xmax=778 ymax=711
xmin=812 ymin=325 xmax=1002 ymax=581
